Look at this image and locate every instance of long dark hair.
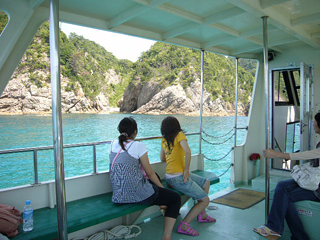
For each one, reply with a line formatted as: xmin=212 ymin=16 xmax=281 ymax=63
xmin=315 ymin=112 xmax=320 ymax=129
xmin=161 ymin=116 xmax=183 ymax=149
xmin=118 ymin=117 xmax=138 ymax=150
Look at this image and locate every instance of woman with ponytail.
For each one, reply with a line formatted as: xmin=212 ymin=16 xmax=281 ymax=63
xmin=109 ymin=117 xmax=181 ymax=240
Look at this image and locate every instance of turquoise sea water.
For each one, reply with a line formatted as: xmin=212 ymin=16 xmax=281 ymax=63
xmin=0 ymin=113 xmax=248 ymax=193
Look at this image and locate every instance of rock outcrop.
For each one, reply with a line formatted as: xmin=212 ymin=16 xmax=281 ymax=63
xmin=0 ymin=73 xmax=249 ymax=116
xmin=0 ymin=71 xmax=116 ymax=115
xmin=132 ymin=80 xmax=249 ymax=116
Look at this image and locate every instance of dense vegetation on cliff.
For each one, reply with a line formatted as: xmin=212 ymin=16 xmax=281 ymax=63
xmin=0 ymin=14 xmax=256 ymax=111
xmin=134 ymin=42 xmax=256 ymax=106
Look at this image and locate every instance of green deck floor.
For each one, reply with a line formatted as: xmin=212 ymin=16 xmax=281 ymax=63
xmin=138 ymin=186 xmax=266 ymax=240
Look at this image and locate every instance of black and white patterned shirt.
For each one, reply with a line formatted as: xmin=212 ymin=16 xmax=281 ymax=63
xmin=109 ymin=141 xmax=154 ymax=203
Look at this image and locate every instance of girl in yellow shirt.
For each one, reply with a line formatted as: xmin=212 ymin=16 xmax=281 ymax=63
xmin=160 ymin=116 xmax=216 ymax=237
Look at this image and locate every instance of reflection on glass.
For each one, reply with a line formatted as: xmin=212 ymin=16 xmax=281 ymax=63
xmin=286 ymin=122 xmax=300 ymax=154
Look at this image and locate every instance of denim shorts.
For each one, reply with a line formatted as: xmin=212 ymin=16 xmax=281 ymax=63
xmin=166 ymin=173 xmax=207 ymax=200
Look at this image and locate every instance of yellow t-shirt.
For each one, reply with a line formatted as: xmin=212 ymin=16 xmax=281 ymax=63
xmin=161 ymin=131 xmax=187 ymax=174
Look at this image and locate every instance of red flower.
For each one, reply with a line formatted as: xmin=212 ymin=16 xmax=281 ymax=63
xmin=249 ymin=153 xmax=260 ymax=161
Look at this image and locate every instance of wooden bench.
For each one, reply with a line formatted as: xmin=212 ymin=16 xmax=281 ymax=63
xmin=12 ymin=170 xmax=219 ymax=240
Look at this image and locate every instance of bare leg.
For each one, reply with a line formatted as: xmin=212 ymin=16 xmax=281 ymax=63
xmin=162 ymin=217 xmax=176 ymax=240
xmin=199 ymin=180 xmax=215 ymax=220
xmin=180 ymin=196 xmax=209 ymax=235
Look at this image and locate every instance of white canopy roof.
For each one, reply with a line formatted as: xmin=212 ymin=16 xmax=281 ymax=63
xmin=1 ymin=0 xmax=320 ymax=93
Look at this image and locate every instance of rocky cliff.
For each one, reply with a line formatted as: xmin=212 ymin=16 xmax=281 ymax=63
xmin=0 ymin=70 xmax=116 ymax=115
xmin=0 ymin=73 xmax=249 ymax=116
xmin=121 ymin=79 xmax=249 ymax=116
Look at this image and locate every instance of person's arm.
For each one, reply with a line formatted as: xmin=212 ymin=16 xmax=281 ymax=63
xmin=180 ymin=139 xmax=191 ymax=183
xmin=263 ymin=148 xmax=290 ymax=159
xmin=160 ymin=147 xmax=166 ymax=162
xmin=140 ymin=152 xmax=164 ymax=188
xmin=289 ymin=147 xmax=320 ymax=160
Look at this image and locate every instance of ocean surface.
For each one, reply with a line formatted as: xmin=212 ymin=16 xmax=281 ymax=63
xmin=0 ymin=113 xmax=248 ymax=194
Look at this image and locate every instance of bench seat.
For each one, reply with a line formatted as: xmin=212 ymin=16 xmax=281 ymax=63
xmin=12 ymin=170 xmax=219 ymax=240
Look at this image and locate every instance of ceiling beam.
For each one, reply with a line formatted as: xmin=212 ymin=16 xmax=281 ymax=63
xmin=163 ymin=7 xmax=245 ymax=40
xmin=260 ymin=0 xmax=291 ymax=9
xmin=30 ymin=0 xmax=44 ymax=9
xmin=291 ymin=13 xmax=320 ymax=26
xmin=203 ymin=7 xmax=246 ymax=25
xmin=202 ymin=35 xmax=236 ymax=49
xmin=109 ymin=0 xmax=169 ymax=29
xmin=157 ymin=4 xmax=202 ymax=23
xmin=60 ymin=10 xmax=110 ymax=32
xmin=227 ymin=0 xmax=320 ymax=49
xmin=133 ymin=0 xmax=203 ymax=23
xmin=209 ymin=23 xmax=240 ymax=36
xmin=135 ymin=0 xmax=282 ymax=52
xmin=162 ymin=23 xmax=199 ymax=40
xmin=232 ymin=37 xmax=298 ymax=55
xmin=312 ymin=32 xmax=320 ymax=38
xmin=203 ymin=25 xmax=278 ymax=49
xmin=240 ymin=25 xmax=277 ymax=37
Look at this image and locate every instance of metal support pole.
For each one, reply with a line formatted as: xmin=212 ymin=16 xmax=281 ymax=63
xmin=93 ymin=145 xmax=97 ymax=174
xmin=33 ymin=150 xmax=38 ymax=184
xmin=234 ymin=58 xmax=239 ymax=147
xmin=199 ymin=49 xmax=205 ymax=154
xmin=262 ymin=16 xmax=271 ymax=224
xmin=50 ymin=0 xmax=68 ymax=239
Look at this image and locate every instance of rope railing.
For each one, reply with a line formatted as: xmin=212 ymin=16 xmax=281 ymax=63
xmin=202 ymin=128 xmax=235 ymax=177
xmin=202 ymin=128 xmax=234 ymax=139
xmin=201 ymin=133 xmax=235 ymax=145
xmin=217 ymin=163 xmax=232 ymax=178
xmin=203 ymin=147 xmax=233 ymax=162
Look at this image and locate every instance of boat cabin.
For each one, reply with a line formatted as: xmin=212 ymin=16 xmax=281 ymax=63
xmin=0 ymin=0 xmax=320 ymax=239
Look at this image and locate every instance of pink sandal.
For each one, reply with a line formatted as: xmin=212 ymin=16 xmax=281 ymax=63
xmin=177 ymin=221 xmax=199 ymax=236
xmin=197 ymin=212 xmax=216 ymax=222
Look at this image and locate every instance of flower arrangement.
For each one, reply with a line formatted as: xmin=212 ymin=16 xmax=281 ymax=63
xmin=249 ymin=153 xmax=261 ymax=161
xmin=250 ymin=153 xmax=261 ymax=178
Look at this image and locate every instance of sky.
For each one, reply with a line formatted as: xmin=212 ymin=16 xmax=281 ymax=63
xmin=60 ymin=23 xmax=156 ymax=62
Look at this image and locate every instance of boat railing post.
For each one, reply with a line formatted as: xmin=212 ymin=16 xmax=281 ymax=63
xmin=262 ymin=16 xmax=271 ymax=223
xmin=199 ymin=49 xmax=205 ymax=154
xmin=93 ymin=145 xmax=97 ymax=174
xmin=50 ymin=0 xmax=68 ymax=239
xmin=33 ymin=150 xmax=39 ymax=185
xmin=234 ymin=58 xmax=239 ymax=147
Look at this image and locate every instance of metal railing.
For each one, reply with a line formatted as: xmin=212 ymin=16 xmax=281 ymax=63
xmin=0 ymin=132 xmax=200 ymax=186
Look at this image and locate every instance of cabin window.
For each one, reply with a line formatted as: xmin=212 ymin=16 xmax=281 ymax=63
xmin=285 ymin=121 xmax=300 ymax=154
xmin=273 ymin=69 xmax=300 ymax=106
xmin=272 ymin=121 xmax=300 ymax=171
xmin=0 ymin=11 xmax=9 ymax=36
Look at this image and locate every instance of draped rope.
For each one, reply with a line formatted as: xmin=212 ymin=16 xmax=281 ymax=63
xmin=74 ymin=225 xmax=142 ymax=240
xmin=217 ymin=164 xmax=232 ymax=178
xmin=202 ymin=128 xmax=234 ymax=139
xmin=201 ymin=133 xmax=235 ymax=145
xmin=201 ymin=128 xmax=235 ymax=177
xmin=203 ymin=147 xmax=233 ymax=162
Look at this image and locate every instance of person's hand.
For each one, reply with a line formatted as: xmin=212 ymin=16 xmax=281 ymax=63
xmin=263 ymin=148 xmax=277 ymax=158
xmin=183 ymin=170 xmax=190 ymax=183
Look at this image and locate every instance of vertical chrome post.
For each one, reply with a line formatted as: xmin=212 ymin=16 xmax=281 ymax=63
xmin=33 ymin=150 xmax=38 ymax=184
xmin=199 ymin=49 xmax=205 ymax=154
xmin=234 ymin=58 xmax=239 ymax=147
xmin=262 ymin=16 xmax=271 ymax=223
xmin=93 ymin=145 xmax=97 ymax=174
xmin=50 ymin=0 xmax=68 ymax=239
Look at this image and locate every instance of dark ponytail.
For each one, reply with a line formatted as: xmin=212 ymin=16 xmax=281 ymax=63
xmin=118 ymin=117 xmax=138 ymax=150
xmin=315 ymin=112 xmax=320 ymax=129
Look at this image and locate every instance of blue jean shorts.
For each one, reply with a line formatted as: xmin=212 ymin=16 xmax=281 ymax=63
xmin=166 ymin=173 xmax=207 ymax=200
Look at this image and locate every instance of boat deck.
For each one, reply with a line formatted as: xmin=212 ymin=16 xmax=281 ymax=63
xmin=138 ymin=185 xmax=266 ymax=240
